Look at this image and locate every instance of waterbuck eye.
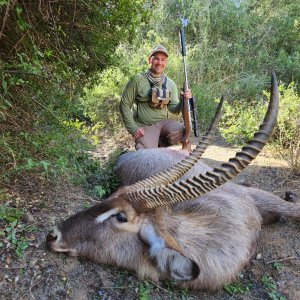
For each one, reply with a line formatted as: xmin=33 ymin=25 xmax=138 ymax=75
xmin=114 ymin=212 xmax=127 ymax=223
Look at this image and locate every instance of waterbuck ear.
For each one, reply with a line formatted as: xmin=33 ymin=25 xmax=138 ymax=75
xmin=140 ymin=222 xmax=199 ymax=281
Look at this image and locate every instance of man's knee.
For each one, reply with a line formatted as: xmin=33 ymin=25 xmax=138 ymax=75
xmin=158 ymin=120 xmax=183 ymax=146
xmin=166 ymin=128 xmax=183 ymax=145
xmin=161 ymin=120 xmax=183 ymax=132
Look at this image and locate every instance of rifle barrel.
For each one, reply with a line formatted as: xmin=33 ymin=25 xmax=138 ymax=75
xmin=180 ymin=28 xmax=186 ymax=56
xmin=180 ymin=28 xmax=189 ymax=89
xmin=183 ymin=56 xmax=189 ymax=89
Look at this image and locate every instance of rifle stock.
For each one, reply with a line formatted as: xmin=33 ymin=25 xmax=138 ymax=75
xmin=181 ymin=82 xmax=191 ymax=151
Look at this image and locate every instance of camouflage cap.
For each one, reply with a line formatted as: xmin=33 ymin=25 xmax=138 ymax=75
xmin=149 ymin=45 xmax=168 ymax=57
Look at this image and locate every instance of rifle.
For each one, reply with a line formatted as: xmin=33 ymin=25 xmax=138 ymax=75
xmin=179 ymin=27 xmax=199 ymax=152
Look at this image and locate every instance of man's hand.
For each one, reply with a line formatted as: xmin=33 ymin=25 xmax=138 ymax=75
xmin=134 ymin=128 xmax=145 ymax=139
xmin=180 ymin=89 xmax=192 ymax=100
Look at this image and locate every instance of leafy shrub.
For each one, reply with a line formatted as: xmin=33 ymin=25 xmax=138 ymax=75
xmin=83 ymin=148 xmax=122 ymax=199
xmin=0 ymin=0 xmax=151 ymax=184
xmin=219 ymin=98 xmax=266 ymax=145
xmin=1 ymin=118 xmax=95 ymax=184
xmin=81 ymin=67 xmax=128 ymax=134
xmin=219 ymin=83 xmax=300 ymax=174
xmin=271 ymin=83 xmax=300 ymax=174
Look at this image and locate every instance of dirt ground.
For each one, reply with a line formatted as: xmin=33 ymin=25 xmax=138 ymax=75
xmin=1 ymin=136 xmax=300 ymax=300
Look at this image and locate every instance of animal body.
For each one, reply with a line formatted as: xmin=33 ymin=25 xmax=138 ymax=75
xmin=115 ymin=148 xmax=300 ymax=225
xmin=46 ymin=72 xmax=300 ymax=290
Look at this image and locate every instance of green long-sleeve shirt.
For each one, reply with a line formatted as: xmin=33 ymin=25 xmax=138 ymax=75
xmin=120 ymin=72 xmax=181 ymax=135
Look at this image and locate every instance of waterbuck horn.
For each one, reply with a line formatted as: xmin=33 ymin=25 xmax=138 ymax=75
xmin=127 ymin=71 xmax=279 ymax=212
xmin=130 ymin=96 xmax=225 ymax=191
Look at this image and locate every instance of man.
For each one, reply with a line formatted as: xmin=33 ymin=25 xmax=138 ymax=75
xmin=119 ymin=45 xmax=191 ymax=150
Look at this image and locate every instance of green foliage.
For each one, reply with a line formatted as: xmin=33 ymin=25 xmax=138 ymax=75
xmin=81 ymin=67 xmax=128 ymax=133
xmin=273 ymin=261 xmax=283 ymax=271
xmin=153 ymin=0 xmax=300 ymax=99
xmin=0 ymin=204 xmax=36 ymax=257
xmin=219 ymin=83 xmax=300 ymax=174
xmin=219 ymin=98 xmax=266 ymax=144
xmin=0 ymin=0 xmax=152 ymax=183
xmin=224 ymin=282 xmax=252 ymax=296
xmin=271 ymin=83 xmax=300 ymax=174
xmin=101 ymin=0 xmax=295 ymax=133
xmin=138 ymin=281 xmax=153 ymax=300
xmin=94 ymin=186 xmax=107 ymax=199
xmin=1 ymin=0 xmax=300 ymax=188
xmin=81 ymin=0 xmax=298 ymax=137
xmin=1 ymin=118 xmax=95 ymax=185
xmin=82 ymin=149 xmax=122 ymax=199
xmin=261 ymin=274 xmax=286 ymax=300
xmin=223 ymin=273 xmax=252 ymax=296
xmin=261 ymin=275 xmax=276 ymax=290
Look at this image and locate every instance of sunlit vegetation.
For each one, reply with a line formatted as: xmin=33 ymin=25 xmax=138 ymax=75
xmin=1 ymin=0 xmax=299 ymax=184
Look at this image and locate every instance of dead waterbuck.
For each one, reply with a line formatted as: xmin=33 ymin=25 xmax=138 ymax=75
xmin=46 ymin=72 xmax=300 ymax=290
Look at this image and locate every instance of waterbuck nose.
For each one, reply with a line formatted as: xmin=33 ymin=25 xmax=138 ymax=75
xmin=47 ymin=229 xmax=57 ymax=240
xmin=46 ymin=229 xmax=58 ymax=250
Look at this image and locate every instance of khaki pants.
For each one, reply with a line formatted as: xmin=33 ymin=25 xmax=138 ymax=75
xmin=135 ymin=119 xmax=183 ymax=150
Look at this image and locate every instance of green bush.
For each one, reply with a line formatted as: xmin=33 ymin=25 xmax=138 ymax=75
xmin=83 ymin=148 xmax=122 ymax=199
xmin=272 ymin=83 xmax=300 ymax=174
xmin=219 ymin=83 xmax=300 ymax=174
xmin=0 ymin=0 xmax=152 ymax=184
xmin=219 ymin=99 xmax=266 ymax=145
xmin=0 ymin=118 xmax=94 ymax=183
xmin=81 ymin=67 xmax=128 ymax=134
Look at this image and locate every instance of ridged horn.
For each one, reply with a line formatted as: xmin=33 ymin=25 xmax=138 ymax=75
xmin=127 ymin=71 xmax=279 ymax=213
xmin=130 ymin=96 xmax=225 ymax=191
